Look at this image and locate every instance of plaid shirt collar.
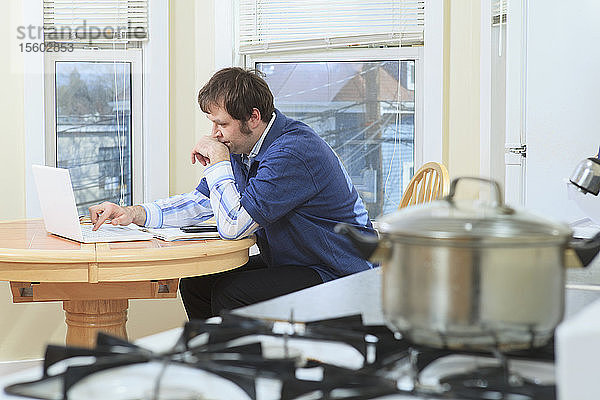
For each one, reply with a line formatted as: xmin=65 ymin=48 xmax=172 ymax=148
xmin=242 ymin=112 xmax=276 ymax=169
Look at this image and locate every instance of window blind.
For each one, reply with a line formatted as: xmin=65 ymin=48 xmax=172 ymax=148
xmin=492 ymin=0 xmax=507 ymax=26
xmin=238 ymin=0 xmax=425 ymax=54
xmin=43 ymin=0 xmax=148 ymax=43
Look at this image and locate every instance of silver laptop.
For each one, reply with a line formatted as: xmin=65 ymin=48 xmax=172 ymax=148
xmin=32 ymin=165 xmax=153 ymax=243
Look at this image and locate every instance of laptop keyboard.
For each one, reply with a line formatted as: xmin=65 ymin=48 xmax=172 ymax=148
xmin=81 ymin=225 xmax=149 ymax=240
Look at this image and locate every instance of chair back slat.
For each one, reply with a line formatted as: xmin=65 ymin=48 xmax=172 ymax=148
xmin=398 ymin=162 xmax=450 ymax=209
xmin=430 ymin=173 xmax=440 ymax=201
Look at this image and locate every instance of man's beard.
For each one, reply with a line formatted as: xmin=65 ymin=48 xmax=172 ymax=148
xmin=240 ymin=120 xmax=252 ymax=136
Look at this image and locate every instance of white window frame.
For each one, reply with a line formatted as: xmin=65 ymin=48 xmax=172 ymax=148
xmin=44 ymin=49 xmax=144 ymax=205
xmin=245 ymin=47 xmax=425 ymax=169
xmin=22 ymin=0 xmax=169 ymax=217
xmin=216 ymin=0 xmax=445 ymax=169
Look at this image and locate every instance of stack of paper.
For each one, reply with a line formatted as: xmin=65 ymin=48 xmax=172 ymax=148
xmin=570 ymin=218 xmax=600 ymax=239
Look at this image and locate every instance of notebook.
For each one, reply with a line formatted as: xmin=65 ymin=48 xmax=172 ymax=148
xmin=32 ymin=165 xmax=154 ymax=243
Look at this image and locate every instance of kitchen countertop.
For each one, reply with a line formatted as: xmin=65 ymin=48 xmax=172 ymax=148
xmin=567 ymin=250 xmax=600 ymax=288
xmin=567 ymin=219 xmax=600 ymax=287
xmin=235 ymin=267 xmax=386 ymax=324
xmin=1 ymin=266 xmax=599 ymax=399
xmin=236 ymin=266 xmax=600 ymax=324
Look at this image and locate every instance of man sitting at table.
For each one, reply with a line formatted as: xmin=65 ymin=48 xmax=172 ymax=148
xmin=88 ymin=67 xmax=375 ymax=320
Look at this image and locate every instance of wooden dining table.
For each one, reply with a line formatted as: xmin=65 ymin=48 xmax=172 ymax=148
xmin=0 ymin=219 xmax=255 ymax=348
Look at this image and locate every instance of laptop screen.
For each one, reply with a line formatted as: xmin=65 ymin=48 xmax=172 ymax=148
xmin=32 ymin=165 xmax=84 ymax=241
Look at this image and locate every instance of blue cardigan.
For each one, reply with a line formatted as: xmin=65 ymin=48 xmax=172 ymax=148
xmin=197 ymin=109 xmax=375 ymax=281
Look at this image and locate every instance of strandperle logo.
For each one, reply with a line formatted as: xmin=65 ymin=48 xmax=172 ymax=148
xmin=16 ymin=21 xmax=145 ymax=41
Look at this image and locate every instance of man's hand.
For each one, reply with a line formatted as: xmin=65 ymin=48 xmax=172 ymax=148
xmin=88 ymin=202 xmax=146 ymax=231
xmin=191 ymin=136 xmax=230 ymax=166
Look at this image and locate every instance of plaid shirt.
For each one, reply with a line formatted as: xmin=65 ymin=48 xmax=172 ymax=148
xmin=140 ymin=113 xmax=276 ymax=240
xmin=141 ymin=161 xmax=259 ymax=239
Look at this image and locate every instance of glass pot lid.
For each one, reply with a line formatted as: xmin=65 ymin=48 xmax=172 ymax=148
xmin=377 ymin=177 xmax=572 ymax=243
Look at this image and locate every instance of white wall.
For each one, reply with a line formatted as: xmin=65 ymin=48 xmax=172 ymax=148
xmin=521 ymin=0 xmax=600 ymax=223
xmin=170 ymin=0 xmax=215 ymax=194
xmin=1 ymin=0 xmax=26 ymax=220
xmin=445 ymin=0 xmax=481 ymax=198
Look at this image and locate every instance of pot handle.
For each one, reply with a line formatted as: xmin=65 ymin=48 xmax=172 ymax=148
xmin=566 ymin=232 xmax=600 ymax=268
xmin=445 ymin=177 xmax=513 ymax=213
xmin=335 ymin=223 xmax=390 ymax=262
xmin=335 ymin=223 xmax=378 ymax=259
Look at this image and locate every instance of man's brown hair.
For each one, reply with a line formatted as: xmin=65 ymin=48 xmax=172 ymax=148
xmin=197 ymin=67 xmax=275 ymax=123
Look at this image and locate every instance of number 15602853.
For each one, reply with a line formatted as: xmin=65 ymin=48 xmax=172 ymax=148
xmin=19 ymin=42 xmax=74 ymax=52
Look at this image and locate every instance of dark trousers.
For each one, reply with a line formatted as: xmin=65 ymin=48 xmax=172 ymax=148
xmin=179 ymin=255 xmax=323 ymax=320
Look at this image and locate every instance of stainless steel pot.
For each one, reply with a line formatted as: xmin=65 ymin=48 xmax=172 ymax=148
xmin=339 ymin=177 xmax=600 ymax=351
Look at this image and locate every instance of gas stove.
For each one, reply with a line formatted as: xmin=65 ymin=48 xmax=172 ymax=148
xmin=4 ymin=312 xmax=556 ymax=400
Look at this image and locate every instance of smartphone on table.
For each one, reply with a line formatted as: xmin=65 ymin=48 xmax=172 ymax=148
xmin=180 ymin=225 xmax=219 ymax=233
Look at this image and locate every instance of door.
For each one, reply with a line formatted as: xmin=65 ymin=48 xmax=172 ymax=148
xmin=505 ymin=0 xmax=600 ymax=223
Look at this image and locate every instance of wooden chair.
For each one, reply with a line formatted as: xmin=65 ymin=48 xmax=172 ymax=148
xmin=398 ymin=162 xmax=450 ymax=209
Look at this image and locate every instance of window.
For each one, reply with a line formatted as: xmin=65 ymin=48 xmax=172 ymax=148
xmin=255 ymin=57 xmax=418 ymax=216
xmin=45 ymin=50 xmax=143 ymax=216
xmin=43 ymin=0 xmax=147 ymax=214
xmin=239 ymin=0 xmax=425 ymax=217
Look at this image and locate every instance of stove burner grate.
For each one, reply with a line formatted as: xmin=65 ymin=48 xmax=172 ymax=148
xmin=3 ymin=312 xmax=557 ymax=400
xmin=438 ymin=366 xmax=555 ymax=400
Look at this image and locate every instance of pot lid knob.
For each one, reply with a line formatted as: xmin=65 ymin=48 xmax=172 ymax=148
xmin=445 ymin=177 xmax=514 ymax=215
